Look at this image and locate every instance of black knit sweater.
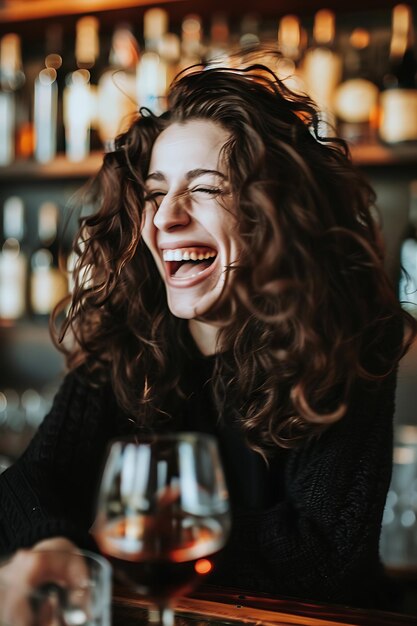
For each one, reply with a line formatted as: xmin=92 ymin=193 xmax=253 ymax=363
xmin=0 ymin=358 xmax=398 ymax=609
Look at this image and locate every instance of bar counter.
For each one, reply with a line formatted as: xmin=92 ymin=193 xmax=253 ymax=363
xmin=113 ymin=585 xmax=417 ymax=626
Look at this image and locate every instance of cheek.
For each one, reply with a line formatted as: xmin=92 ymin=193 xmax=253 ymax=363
xmin=140 ymin=209 xmax=155 ymax=249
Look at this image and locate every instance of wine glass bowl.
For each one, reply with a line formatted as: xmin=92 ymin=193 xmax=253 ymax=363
xmin=93 ymin=433 xmax=231 ymax=623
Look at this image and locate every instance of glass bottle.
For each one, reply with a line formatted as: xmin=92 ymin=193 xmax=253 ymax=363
xmin=275 ymin=14 xmax=305 ymax=94
xmin=97 ymin=24 xmax=139 ymax=152
xmin=179 ymin=14 xmax=204 ymax=73
xmin=380 ymin=4 xmax=417 ymax=144
xmin=30 ymin=201 xmax=68 ymax=317
xmin=334 ymin=27 xmax=380 ymax=144
xmin=63 ymin=16 xmax=99 ymax=161
xmin=34 ymin=67 xmax=58 ymax=163
xmin=301 ymin=9 xmax=343 ymax=134
xmin=0 ymin=33 xmax=25 ymax=165
xmin=137 ymin=8 xmax=169 ymax=114
xmin=0 ymin=196 xmax=27 ymax=323
xmin=206 ymin=13 xmax=230 ymax=66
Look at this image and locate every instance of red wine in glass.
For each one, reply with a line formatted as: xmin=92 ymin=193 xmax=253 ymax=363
xmin=93 ymin=434 xmax=231 ymax=626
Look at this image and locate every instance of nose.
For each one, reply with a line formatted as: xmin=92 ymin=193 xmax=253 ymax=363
xmin=153 ymin=191 xmax=191 ymax=232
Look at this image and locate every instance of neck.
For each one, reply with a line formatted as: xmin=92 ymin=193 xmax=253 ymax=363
xmin=188 ymin=319 xmax=220 ymax=356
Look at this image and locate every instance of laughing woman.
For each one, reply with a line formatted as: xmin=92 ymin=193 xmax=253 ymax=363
xmin=0 ymin=63 xmax=415 ymax=609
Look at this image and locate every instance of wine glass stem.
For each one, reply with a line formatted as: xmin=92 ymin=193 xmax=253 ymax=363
xmin=149 ymin=604 xmax=174 ymax=626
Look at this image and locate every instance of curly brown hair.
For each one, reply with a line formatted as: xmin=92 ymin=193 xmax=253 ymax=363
xmin=54 ymin=63 xmax=416 ymax=454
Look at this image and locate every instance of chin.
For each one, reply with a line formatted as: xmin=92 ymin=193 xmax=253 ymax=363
xmin=166 ymin=293 xmax=216 ymax=320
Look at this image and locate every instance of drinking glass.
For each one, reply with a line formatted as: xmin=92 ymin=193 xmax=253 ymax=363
xmin=0 ymin=548 xmax=111 ymax=626
xmin=93 ymin=433 xmax=231 ymax=626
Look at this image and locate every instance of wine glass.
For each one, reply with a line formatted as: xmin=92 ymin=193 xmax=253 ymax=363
xmin=93 ymin=432 xmax=231 ymax=626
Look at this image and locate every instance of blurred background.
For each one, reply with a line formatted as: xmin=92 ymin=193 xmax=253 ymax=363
xmin=0 ymin=0 xmax=417 ymax=606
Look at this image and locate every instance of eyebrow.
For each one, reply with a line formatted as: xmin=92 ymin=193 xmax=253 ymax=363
xmin=146 ymin=169 xmax=227 ymax=183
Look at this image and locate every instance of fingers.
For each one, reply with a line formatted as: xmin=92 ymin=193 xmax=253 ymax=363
xmin=0 ymin=541 xmax=96 ymax=626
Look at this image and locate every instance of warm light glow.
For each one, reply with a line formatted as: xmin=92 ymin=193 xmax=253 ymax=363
xmin=194 ymin=559 xmax=213 ymax=575
xmin=390 ymin=4 xmax=411 ymax=58
xmin=45 ymin=53 xmax=62 ymax=70
xmin=350 ymin=28 xmax=370 ymax=49
xmin=278 ymin=15 xmax=301 ymax=60
xmin=313 ymin=9 xmax=335 ymax=45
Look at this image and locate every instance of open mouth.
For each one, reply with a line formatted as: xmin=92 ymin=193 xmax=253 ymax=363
xmin=162 ymin=246 xmax=218 ymax=280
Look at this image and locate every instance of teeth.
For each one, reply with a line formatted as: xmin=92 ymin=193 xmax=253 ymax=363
xmin=162 ymin=248 xmax=217 ymax=262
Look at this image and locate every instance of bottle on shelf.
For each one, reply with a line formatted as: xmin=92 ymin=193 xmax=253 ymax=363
xmin=206 ymin=13 xmax=230 ymax=66
xmin=34 ymin=66 xmax=58 ymax=163
xmin=137 ymin=8 xmax=169 ymax=114
xmin=239 ymin=13 xmax=261 ymax=51
xmin=63 ymin=16 xmax=100 ymax=161
xmin=301 ymin=9 xmax=343 ymax=135
xmin=380 ymin=3 xmax=417 ymax=144
xmin=0 ymin=33 xmax=25 ymax=166
xmin=275 ymin=14 xmax=305 ymax=94
xmin=179 ymin=14 xmax=204 ymax=72
xmin=399 ymin=180 xmax=417 ymax=318
xmin=44 ymin=23 xmax=64 ymax=153
xmin=33 ymin=24 xmax=65 ymax=163
xmin=0 ymin=196 xmax=27 ymax=323
xmin=159 ymin=32 xmax=181 ymax=88
xmin=333 ymin=27 xmax=380 ymax=144
xmin=15 ymin=24 xmax=65 ymax=163
xmin=30 ymin=201 xmax=68 ymax=318
xmin=97 ymin=24 xmax=140 ymax=152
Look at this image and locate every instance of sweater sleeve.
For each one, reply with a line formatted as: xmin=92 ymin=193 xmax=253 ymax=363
xmin=214 ymin=369 xmax=397 ymax=606
xmin=0 ymin=368 xmax=114 ymax=556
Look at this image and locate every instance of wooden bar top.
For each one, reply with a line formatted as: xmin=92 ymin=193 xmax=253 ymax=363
xmin=113 ymin=585 xmax=417 ymax=626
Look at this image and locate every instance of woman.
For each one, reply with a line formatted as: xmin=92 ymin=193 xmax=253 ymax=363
xmin=0 ymin=62 xmax=414 ymax=609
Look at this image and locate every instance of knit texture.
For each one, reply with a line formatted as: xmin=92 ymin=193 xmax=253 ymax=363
xmin=0 ymin=358 xmax=398 ymax=609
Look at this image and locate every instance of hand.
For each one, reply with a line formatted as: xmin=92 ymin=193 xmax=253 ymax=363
xmin=0 ymin=537 xmax=90 ymax=626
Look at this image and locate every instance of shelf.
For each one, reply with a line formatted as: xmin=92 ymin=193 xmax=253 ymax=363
xmin=0 ymin=0 xmax=403 ymax=24
xmin=0 ymin=143 xmax=416 ymax=182
xmin=348 ymin=142 xmax=417 ymax=168
xmin=0 ymin=152 xmax=103 ymax=180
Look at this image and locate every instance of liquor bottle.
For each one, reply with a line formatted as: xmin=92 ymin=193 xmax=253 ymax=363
xmin=34 ymin=67 xmax=58 ymax=163
xmin=0 ymin=33 xmax=25 ymax=165
xmin=239 ymin=13 xmax=261 ymax=50
xmin=137 ymin=8 xmax=169 ymax=114
xmin=32 ymin=23 xmax=65 ymax=162
xmin=399 ymin=181 xmax=417 ymax=318
xmin=97 ymin=25 xmax=139 ymax=151
xmin=0 ymin=196 xmax=27 ymax=323
xmin=179 ymin=14 xmax=204 ymax=72
xmin=333 ymin=28 xmax=379 ymax=143
xmin=63 ymin=16 xmax=99 ymax=161
xmin=380 ymin=4 xmax=417 ymax=144
xmin=159 ymin=32 xmax=181 ymax=87
xmin=16 ymin=25 xmax=64 ymax=162
xmin=301 ymin=9 xmax=343 ymax=134
xmin=44 ymin=23 xmax=65 ymax=154
xmin=206 ymin=13 xmax=230 ymax=66
xmin=276 ymin=14 xmax=304 ymax=94
xmin=30 ymin=201 xmax=68 ymax=317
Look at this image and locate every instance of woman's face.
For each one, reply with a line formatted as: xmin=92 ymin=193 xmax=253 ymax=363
xmin=141 ymin=119 xmax=239 ymax=320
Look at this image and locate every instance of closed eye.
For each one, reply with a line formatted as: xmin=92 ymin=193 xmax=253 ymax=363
xmin=190 ymin=186 xmax=224 ymax=197
xmin=144 ymin=190 xmax=167 ymax=206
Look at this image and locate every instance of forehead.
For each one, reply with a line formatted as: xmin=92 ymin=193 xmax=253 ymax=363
xmin=148 ymin=120 xmax=230 ymax=175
